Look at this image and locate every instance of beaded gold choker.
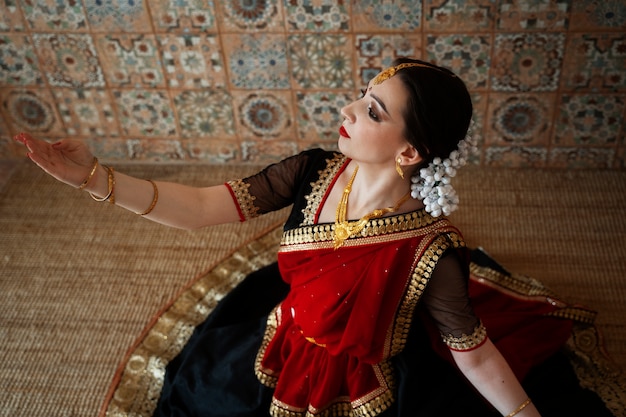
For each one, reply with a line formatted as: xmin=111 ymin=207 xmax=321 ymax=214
xmin=372 ymin=62 xmax=455 ymax=85
xmin=334 ymin=165 xmax=411 ymax=249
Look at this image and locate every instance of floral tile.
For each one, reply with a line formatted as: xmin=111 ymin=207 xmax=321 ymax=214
xmin=0 ymin=0 xmax=622 ymax=171
xmin=125 ymin=138 xmax=187 ymax=162
xmin=87 ymin=137 xmax=133 ymax=162
xmin=484 ymin=146 xmax=547 ymax=168
xmin=299 ymin=140 xmax=338 ymax=153
xmin=222 ymin=34 xmax=289 ymax=89
xmin=424 ymin=0 xmax=494 ymax=31
xmin=33 ymin=34 xmax=105 ymax=88
xmin=554 ymin=94 xmax=624 ymax=146
xmin=355 ymin=34 xmax=422 ymax=86
xmin=231 ymin=90 xmax=295 ymax=141
xmin=84 ymin=0 xmax=152 ymax=32
xmin=496 ymin=0 xmax=571 ymax=31
xmin=158 ymin=34 xmax=225 ymax=88
xmin=288 ymin=34 xmax=354 ymax=89
xmin=561 ymin=33 xmax=626 ymax=91
xmin=218 ymin=0 xmax=284 ymax=31
xmin=352 ymin=0 xmax=422 ymax=31
xmin=241 ymin=139 xmax=298 ymax=163
xmin=548 ymin=147 xmax=615 ymax=169
xmin=284 ymin=0 xmax=350 ymax=32
xmin=294 ymin=90 xmax=352 ymax=142
xmin=91 ymin=137 xmax=191 ymax=163
xmin=173 ymin=88 xmax=236 ymax=139
xmin=491 ymin=33 xmax=565 ymax=92
xmin=19 ymin=0 xmax=87 ymax=31
xmin=182 ymin=138 xmax=239 ymax=163
xmin=148 ymin=0 xmax=217 ymax=32
xmin=1 ymin=0 xmax=26 ymax=31
xmin=569 ymin=0 xmax=626 ymax=31
xmin=0 ymin=34 xmax=44 ymax=86
xmin=468 ymin=91 xmax=487 ymax=165
xmin=113 ymin=90 xmax=177 ymax=137
xmin=52 ymin=88 xmax=119 ymax=137
xmin=426 ymin=34 xmax=491 ymax=89
xmin=95 ymin=34 xmax=165 ymax=88
xmin=1 ymin=87 xmax=65 ymax=136
xmin=485 ymin=93 xmax=555 ymax=147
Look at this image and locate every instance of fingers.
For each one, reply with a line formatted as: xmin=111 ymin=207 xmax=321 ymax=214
xmin=13 ymin=132 xmax=31 ymax=144
xmin=14 ymin=132 xmax=44 ymax=153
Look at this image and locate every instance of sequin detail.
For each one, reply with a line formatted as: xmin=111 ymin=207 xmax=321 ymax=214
xmin=442 ymin=321 xmax=488 ymax=351
xmin=226 ymin=178 xmax=260 ymax=220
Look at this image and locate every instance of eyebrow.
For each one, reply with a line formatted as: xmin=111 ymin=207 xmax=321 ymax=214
xmin=369 ymin=93 xmax=389 ymax=116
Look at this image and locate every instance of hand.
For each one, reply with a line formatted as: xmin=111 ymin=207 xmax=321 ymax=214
xmin=13 ymin=132 xmax=97 ymax=188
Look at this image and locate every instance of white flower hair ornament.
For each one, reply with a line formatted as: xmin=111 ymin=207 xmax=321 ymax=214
xmin=410 ymin=128 xmax=477 ymax=217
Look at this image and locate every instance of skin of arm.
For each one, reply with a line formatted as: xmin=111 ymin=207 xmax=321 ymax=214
xmin=15 ymin=134 xmax=241 ymax=230
xmin=451 ymin=340 xmax=541 ymax=417
xmin=86 ymin=163 xmax=241 ymax=229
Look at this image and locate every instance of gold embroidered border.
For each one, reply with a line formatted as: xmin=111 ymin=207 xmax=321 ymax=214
xmin=266 ymin=361 xmax=395 ymax=417
xmin=565 ymin=323 xmax=626 ymax=416
xmin=102 ymin=226 xmax=283 ymax=417
xmin=279 ymin=210 xmax=441 ymax=251
xmin=389 ymin=231 xmax=466 ymax=357
xmin=227 ymin=178 xmax=260 ymax=221
xmin=302 ymin=153 xmax=346 ymax=225
xmin=469 ymin=262 xmax=597 ymax=324
xmin=442 ymin=321 xmax=487 ymax=351
xmin=255 ymin=304 xmax=281 ymax=388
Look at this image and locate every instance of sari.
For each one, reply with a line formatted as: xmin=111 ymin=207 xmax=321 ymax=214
xmin=153 ymin=149 xmax=616 ymax=417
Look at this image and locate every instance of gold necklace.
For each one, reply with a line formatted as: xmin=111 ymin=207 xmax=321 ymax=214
xmin=334 ymin=165 xmax=411 ymax=249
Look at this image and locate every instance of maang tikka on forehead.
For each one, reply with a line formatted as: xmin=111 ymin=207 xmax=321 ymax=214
xmin=372 ymin=62 xmax=456 ymax=85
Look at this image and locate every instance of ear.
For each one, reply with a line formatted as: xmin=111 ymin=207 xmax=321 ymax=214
xmin=397 ymin=145 xmax=422 ymax=167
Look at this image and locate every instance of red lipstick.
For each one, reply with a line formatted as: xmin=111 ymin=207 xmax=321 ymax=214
xmin=339 ymin=126 xmax=350 ymax=138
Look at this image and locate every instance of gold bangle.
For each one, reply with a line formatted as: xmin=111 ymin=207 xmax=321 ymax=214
xmin=90 ymin=165 xmax=115 ymax=203
xmin=138 ymin=179 xmax=158 ymax=216
xmin=78 ymin=157 xmax=99 ymax=190
xmin=108 ymin=166 xmax=115 ymax=204
xmin=506 ymin=398 xmax=532 ymax=417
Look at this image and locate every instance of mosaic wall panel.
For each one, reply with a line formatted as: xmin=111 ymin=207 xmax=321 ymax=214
xmin=0 ymin=0 xmax=624 ymax=169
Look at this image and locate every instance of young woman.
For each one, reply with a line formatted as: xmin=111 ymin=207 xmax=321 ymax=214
xmin=13 ymin=59 xmax=612 ymax=417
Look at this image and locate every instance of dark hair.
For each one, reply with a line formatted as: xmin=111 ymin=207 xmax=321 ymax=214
xmin=391 ymin=58 xmax=473 ymax=167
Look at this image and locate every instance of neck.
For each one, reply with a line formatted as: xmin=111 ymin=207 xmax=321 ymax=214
xmin=342 ymin=162 xmax=414 ymax=218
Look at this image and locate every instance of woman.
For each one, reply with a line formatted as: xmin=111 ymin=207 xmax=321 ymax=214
xmin=13 ymin=59 xmax=611 ymax=417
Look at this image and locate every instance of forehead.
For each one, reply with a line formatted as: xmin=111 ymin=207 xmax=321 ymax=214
xmin=368 ymin=75 xmax=409 ymax=116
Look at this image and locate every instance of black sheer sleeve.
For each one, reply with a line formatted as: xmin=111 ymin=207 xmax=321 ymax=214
xmin=226 ymin=148 xmax=334 ymax=221
xmin=421 ymin=250 xmax=487 ymax=350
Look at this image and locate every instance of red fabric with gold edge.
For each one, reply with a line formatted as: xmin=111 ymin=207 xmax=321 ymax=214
xmin=256 ymin=226 xmax=462 ymax=415
xmin=425 ymin=270 xmax=577 ymax=382
xmin=468 ymin=279 xmax=574 ymax=380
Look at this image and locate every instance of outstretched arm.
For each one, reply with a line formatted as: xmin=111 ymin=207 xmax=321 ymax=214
xmin=451 ymin=340 xmax=540 ymax=417
xmin=14 ymin=133 xmax=241 ymax=230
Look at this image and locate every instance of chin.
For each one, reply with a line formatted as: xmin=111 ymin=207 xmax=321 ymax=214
xmin=337 ymin=137 xmax=351 ymax=155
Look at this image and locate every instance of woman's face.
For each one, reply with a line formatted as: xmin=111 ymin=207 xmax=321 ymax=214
xmin=338 ymin=75 xmax=412 ymax=166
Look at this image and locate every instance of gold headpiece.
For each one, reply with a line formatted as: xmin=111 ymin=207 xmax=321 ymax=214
xmin=372 ymin=62 xmax=455 ymax=85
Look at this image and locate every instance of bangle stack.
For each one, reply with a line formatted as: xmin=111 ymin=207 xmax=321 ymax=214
xmin=89 ymin=165 xmax=116 ymax=204
xmin=81 ymin=162 xmax=158 ymax=214
xmin=505 ymin=398 xmax=532 ymax=417
xmin=78 ymin=157 xmax=99 ymax=190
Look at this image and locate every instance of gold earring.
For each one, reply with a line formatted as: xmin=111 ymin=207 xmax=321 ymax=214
xmin=396 ymin=158 xmax=404 ymax=179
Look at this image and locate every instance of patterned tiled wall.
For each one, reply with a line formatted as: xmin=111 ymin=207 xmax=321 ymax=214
xmin=0 ymin=0 xmax=625 ymax=168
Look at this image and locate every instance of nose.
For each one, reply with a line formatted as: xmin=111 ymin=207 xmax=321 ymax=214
xmin=340 ymin=100 xmax=356 ymax=123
